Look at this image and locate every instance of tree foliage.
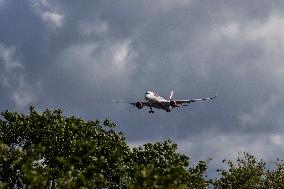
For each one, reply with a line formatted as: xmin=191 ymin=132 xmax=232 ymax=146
xmin=0 ymin=107 xmax=132 ymax=188
xmin=0 ymin=107 xmax=207 ymax=188
xmin=212 ymin=152 xmax=284 ymax=189
xmin=264 ymin=159 xmax=284 ymax=188
xmin=1 ymin=107 xmax=283 ymax=188
xmin=128 ymin=141 xmax=209 ymax=189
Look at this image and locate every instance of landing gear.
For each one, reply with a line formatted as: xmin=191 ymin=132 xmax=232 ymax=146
xmin=149 ymin=107 xmax=154 ymax=113
xmin=166 ymin=109 xmax=171 ymax=112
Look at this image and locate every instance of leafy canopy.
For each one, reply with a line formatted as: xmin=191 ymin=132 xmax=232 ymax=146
xmin=1 ymin=107 xmax=283 ymax=188
xmin=0 ymin=107 xmax=207 ymax=189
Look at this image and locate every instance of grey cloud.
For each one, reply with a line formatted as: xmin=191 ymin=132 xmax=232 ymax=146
xmin=0 ymin=43 xmax=42 ymax=110
xmin=57 ymin=39 xmax=137 ymax=90
xmin=11 ymin=77 xmax=42 ymax=110
xmin=0 ymin=0 xmax=5 ymax=9
xmin=0 ymin=43 xmax=22 ymax=74
xmin=29 ymin=0 xmax=65 ymax=29
xmin=176 ymin=131 xmax=284 ymax=174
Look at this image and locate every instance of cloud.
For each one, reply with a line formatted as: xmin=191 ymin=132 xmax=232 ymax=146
xmin=156 ymin=0 xmax=193 ymax=12
xmin=128 ymin=130 xmax=284 ymax=168
xmin=11 ymin=77 xmax=42 ymax=110
xmin=270 ymin=134 xmax=284 ymax=146
xmin=41 ymin=11 xmax=64 ymax=28
xmin=176 ymin=131 xmax=284 ymax=168
xmin=238 ymin=96 xmax=279 ymax=127
xmin=0 ymin=43 xmax=22 ymax=73
xmin=79 ymin=21 xmax=109 ymax=36
xmin=0 ymin=42 xmax=42 ymax=110
xmin=29 ymin=0 xmax=64 ymax=28
xmin=214 ymin=14 xmax=284 ymax=51
xmin=59 ymin=39 xmax=137 ymax=88
xmin=0 ymin=43 xmax=23 ymax=88
xmin=0 ymin=0 xmax=5 ymax=8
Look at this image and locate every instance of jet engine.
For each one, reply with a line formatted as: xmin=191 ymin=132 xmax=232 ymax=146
xmin=170 ymin=100 xmax=179 ymax=108
xmin=135 ymin=102 xmax=143 ymax=109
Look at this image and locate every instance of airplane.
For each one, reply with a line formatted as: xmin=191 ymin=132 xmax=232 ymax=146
xmin=114 ymin=91 xmax=217 ymax=113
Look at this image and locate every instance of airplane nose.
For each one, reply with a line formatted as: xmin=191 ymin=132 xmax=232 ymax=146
xmin=145 ymin=92 xmax=151 ymax=100
xmin=145 ymin=94 xmax=149 ymax=100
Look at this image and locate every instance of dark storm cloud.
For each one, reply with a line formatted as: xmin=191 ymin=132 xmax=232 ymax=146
xmin=1 ymin=0 xmax=284 ymax=173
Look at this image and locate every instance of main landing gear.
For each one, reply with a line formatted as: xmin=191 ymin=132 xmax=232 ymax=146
xmin=149 ymin=107 xmax=154 ymax=113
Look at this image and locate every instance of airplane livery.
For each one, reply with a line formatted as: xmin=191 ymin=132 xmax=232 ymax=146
xmin=114 ymin=91 xmax=217 ymax=113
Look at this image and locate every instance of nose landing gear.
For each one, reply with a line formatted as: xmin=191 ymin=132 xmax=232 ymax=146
xmin=149 ymin=107 xmax=154 ymax=113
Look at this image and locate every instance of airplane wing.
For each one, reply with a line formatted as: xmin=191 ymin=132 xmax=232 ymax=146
xmin=129 ymin=102 xmax=149 ymax=106
xmin=174 ymin=94 xmax=218 ymax=105
xmin=113 ymin=100 xmax=149 ymax=108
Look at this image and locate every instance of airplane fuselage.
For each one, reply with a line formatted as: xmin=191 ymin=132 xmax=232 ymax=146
xmin=145 ymin=91 xmax=170 ymax=110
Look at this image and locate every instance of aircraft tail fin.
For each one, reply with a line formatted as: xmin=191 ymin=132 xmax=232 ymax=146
xmin=169 ymin=90 xmax=174 ymax=100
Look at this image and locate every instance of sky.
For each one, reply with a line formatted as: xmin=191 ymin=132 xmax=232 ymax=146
xmin=1 ymin=0 xmax=284 ymax=176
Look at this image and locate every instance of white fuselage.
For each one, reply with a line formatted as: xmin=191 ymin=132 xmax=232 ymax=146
xmin=145 ymin=91 xmax=169 ymax=110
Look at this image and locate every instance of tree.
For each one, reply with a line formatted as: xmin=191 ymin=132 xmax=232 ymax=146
xmin=0 ymin=107 xmax=131 ymax=188
xmin=263 ymin=159 xmax=284 ymax=188
xmin=212 ymin=152 xmax=266 ymax=189
xmin=0 ymin=107 xmax=208 ymax=188
xmin=128 ymin=140 xmax=208 ymax=188
xmin=212 ymin=152 xmax=284 ymax=189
